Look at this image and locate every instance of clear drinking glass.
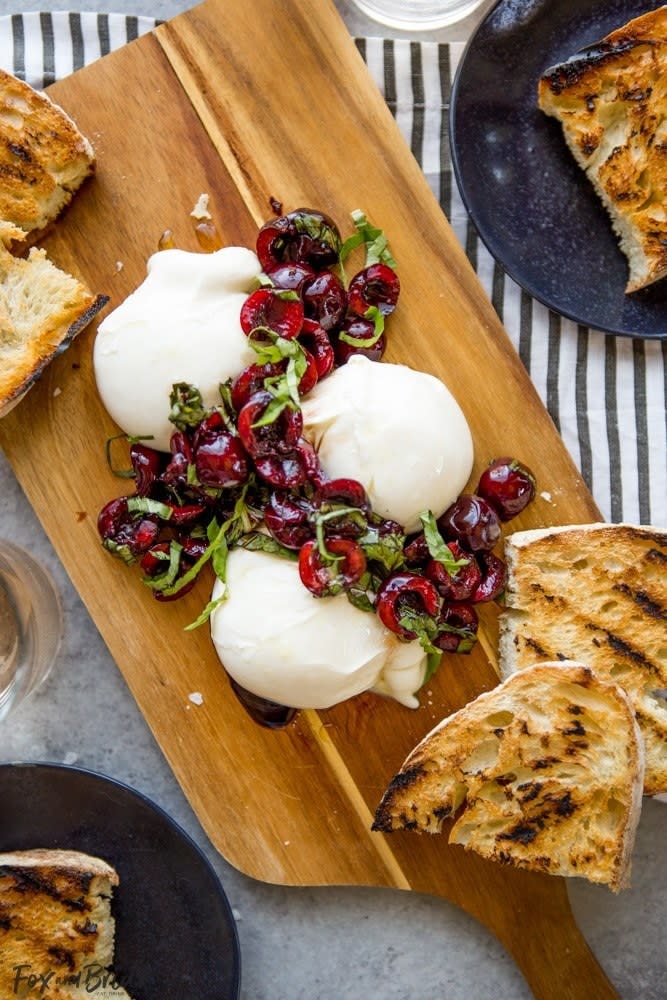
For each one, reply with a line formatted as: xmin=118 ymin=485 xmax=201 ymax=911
xmin=349 ymin=0 xmax=486 ymax=30
xmin=0 ymin=539 xmax=63 ymax=720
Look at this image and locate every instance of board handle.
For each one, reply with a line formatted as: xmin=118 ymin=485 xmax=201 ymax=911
xmin=473 ymin=889 xmax=619 ymax=1000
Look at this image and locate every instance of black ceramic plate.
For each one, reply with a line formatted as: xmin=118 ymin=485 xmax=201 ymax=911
xmin=0 ymin=762 xmax=240 ymax=1000
xmin=450 ymin=0 xmax=667 ymax=338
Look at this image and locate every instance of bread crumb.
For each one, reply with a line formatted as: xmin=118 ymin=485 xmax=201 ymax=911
xmin=52 ymin=386 xmax=61 ymax=397
xmin=540 ymin=491 xmax=553 ymax=502
xmin=190 ymin=193 xmax=212 ymax=220
xmin=115 ymin=260 xmax=124 ymax=272
xmin=188 ymin=691 xmax=204 ymax=705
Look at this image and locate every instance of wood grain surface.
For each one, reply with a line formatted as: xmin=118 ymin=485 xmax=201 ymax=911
xmin=0 ymin=1 xmax=617 ymax=997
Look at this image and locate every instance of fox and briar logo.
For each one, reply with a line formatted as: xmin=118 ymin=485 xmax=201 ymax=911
xmin=12 ymin=962 xmax=124 ymax=996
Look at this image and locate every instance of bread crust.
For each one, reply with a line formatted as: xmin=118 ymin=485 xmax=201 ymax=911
xmin=373 ymin=661 xmax=644 ymax=891
xmin=0 ymin=68 xmax=95 ymax=241
xmin=538 ymin=6 xmax=667 ymax=292
xmin=499 ymin=522 xmax=667 ymax=796
xmin=0 ymin=243 xmax=107 ymax=415
xmin=0 ymin=849 xmax=132 ymax=999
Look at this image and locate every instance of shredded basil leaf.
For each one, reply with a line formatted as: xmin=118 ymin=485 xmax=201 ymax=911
xmin=420 ymin=511 xmax=469 ymax=575
xmin=127 ymin=497 xmax=173 ymax=520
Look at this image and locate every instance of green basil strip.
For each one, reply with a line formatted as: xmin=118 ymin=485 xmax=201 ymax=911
xmin=420 ymin=511 xmax=469 ymax=575
xmin=127 ymin=497 xmax=173 ymax=520
xmin=184 ymin=594 xmax=228 ymax=631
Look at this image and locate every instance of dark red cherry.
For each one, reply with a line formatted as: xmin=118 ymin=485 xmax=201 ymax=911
xmin=348 ymin=263 xmax=400 ymax=317
xmin=129 ymin=442 xmax=163 ymax=496
xmin=240 ymin=288 xmax=304 ymax=340
xmin=425 ymin=542 xmax=482 ymax=602
xmin=237 ymin=390 xmax=303 ymax=458
xmin=256 ymin=209 xmax=341 ymax=272
xmin=298 ymin=319 xmax=335 ymax=379
xmin=334 ymin=316 xmax=386 ymax=365
xmin=162 ymin=430 xmax=194 ymax=486
xmin=265 ymin=492 xmax=316 ymax=549
xmin=302 ymin=271 xmax=347 ymax=331
xmin=298 ymin=537 xmax=367 ymax=597
xmin=403 ymin=532 xmax=430 ymax=568
xmin=434 ymin=602 xmax=479 ymax=653
xmin=477 ymin=457 xmax=537 ymax=521
xmin=437 ymin=495 xmax=501 ymax=553
xmin=230 ymin=361 xmax=285 ymax=412
xmin=375 ymin=572 xmax=441 ymax=641
xmin=266 ymin=261 xmax=316 ymax=294
xmin=97 ymin=497 xmax=159 ymax=560
xmin=194 ymin=428 xmax=249 ymax=488
xmin=315 ymin=477 xmax=371 ymax=514
xmin=472 ymin=551 xmax=507 ymax=603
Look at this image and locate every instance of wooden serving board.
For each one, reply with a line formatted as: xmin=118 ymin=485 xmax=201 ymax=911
xmin=0 ymin=2 xmax=617 ymax=997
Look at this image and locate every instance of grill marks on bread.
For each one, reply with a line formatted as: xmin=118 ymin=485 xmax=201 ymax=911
xmin=500 ymin=523 xmax=667 ymax=796
xmin=373 ymin=662 xmax=643 ymax=891
xmin=538 ymin=6 xmax=667 ymax=292
xmin=0 ymin=68 xmax=94 ymax=241
xmin=0 ymin=849 xmax=133 ymax=999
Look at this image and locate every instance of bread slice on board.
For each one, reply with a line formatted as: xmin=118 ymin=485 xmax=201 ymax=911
xmin=372 ymin=661 xmax=644 ymax=891
xmin=0 ymin=242 xmax=107 ymax=415
xmin=499 ymin=522 xmax=667 ymax=796
xmin=0 ymin=68 xmax=95 ymax=243
xmin=0 ymin=848 xmax=133 ymax=999
xmin=538 ymin=6 xmax=667 ymax=292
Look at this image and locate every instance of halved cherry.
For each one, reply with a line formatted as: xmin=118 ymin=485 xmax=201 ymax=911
xmin=434 ymin=602 xmax=479 ymax=653
xmin=266 ymin=261 xmax=316 ymax=294
xmin=230 ymin=361 xmax=285 ymax=412
xmin=97 ymin=497 xmax=159 ymax=560
xmin=162 ymin=430 xmax=194 ymax=486
xmin=194 ymin=430 xmax=249 ymax=488
xmin=298 ymin=319 xmax=335 ymax=380
xmin=425 ymin=542 xmax=481 ymax=602
xmin=315 ymin=478 xmax=371 ymax=515
xmin=265 ymin=491 xmax=316 ymax=549
xmin=302 ymin=271 xmax=347 ymax=331
xmin=375 ymin=572 xmax=441 ymax=641
xmin=472 ymin=551 xmax=507 ymax=603
xmin=348 ymin=262 xmax=400 ymax=317
xmin=334 ymin=316 xmax=386 ymax=365
xmin=129 ymin=442 xmax=163 ymax=496
xmin=240 ymin=288 xmax=304 ymax=340
xmin=298 ymin=537 xmax=366 ymax=597
xmin=237 ymin=390 xmax=303 ymax=458
xmin=256 ymin=208 xmax=341 ymax=272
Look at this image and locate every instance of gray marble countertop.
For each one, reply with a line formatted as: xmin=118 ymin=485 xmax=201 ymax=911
xmin=0 ymin=2 xmax=665 ymax=999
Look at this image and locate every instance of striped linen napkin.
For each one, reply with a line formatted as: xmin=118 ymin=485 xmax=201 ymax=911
xmin=0 ymin=11 xmax=665 ymax=530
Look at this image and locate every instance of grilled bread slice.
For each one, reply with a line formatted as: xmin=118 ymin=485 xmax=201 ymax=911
xmin=373 ymin=661 xmax=644 ymax=891
xmin=0 ymin=242 xmax=107 ymax=415
xmin=0 ymin=849 xmax=132 ymax=999
xmin=538 ymin=6 xmax=667 ymax=292
xmin=499 ymin=523 xmax=667 ymax=796
xmin=0 ymin=68 xmax=95 ymax=243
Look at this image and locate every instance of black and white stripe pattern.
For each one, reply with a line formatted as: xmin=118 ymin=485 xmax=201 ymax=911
xmin=1 ymin=15 xmax=665 ymax=528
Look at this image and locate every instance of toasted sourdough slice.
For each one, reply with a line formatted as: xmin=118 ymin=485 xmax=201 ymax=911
xmin=499 ymin=523 xmax=667 ymax=796
xmin=0 ymin=68 xmax=95 ymax=242
xmin=0 ymin=849 xmax=133 ymax=999
xmin=538 ymin=6 xmax=667 ymax=292
xmin=0 ymin=242 xmax=107 ymax=415
xmin=373 ymin=662 xmax=644 ymax=891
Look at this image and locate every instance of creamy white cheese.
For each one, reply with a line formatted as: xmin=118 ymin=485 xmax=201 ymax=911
xmin=93 ymin=246 xmax=261 ymax=451
xmin=301 ymin=355 xmax=474 ymax=534
xmin=210 ymin=547 xmax=427 ymax=710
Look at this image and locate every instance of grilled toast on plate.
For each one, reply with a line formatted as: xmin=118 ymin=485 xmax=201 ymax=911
xmin=0 ymin=849 xmax=133 ymax=999
xmin=499 ymin=523 xmax=667 ymax=796
xmin=373 ymin=662 xmax=644 ymax=891
xmin=0 ymin=68 xmax=95 ymax=243
xmin=0 ymin=242 xmax=107 ymax=416
xmin=538 ymin=6 xmax=667 ymax=292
